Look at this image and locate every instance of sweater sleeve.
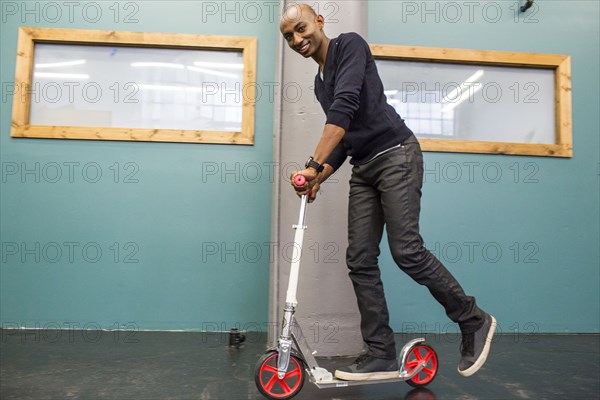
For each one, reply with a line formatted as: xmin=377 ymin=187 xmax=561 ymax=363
xmin=326 ymin=33 xmax=369 ymax=131
xmin=325 ymin=141 xmax=347 ymax=172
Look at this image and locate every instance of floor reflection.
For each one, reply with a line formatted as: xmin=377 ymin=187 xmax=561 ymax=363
xmin=404 ymin=387 xmax=437 ymax=400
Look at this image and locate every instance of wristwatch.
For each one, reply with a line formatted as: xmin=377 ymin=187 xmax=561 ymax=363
xmin=305 ymin=156 xmax=324 ymax=173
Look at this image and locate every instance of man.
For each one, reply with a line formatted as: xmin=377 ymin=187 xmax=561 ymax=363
xmin=280 ymin=3 xmax=496 ymax=380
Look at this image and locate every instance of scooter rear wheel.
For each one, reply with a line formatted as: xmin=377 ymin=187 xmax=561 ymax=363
xmin=255 ymin=350 xmax=306 ymax=400
xmin=405 ymin=345 xmax=438 ymax=387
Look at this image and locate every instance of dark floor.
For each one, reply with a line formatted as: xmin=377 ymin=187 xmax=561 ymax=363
xmin=1 ymin=329 xmax=598 ymax=400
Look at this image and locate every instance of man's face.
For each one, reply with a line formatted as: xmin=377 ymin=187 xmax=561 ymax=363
xmin=280 ymin=6 xmax=324 ymax=58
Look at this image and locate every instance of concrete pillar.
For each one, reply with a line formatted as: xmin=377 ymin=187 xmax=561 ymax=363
xmin=271 ymin=1 xmax=368 ymax=357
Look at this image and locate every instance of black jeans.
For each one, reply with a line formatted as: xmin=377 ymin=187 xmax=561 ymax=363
xmin=346 ymin=135 xmax=485 ymax=359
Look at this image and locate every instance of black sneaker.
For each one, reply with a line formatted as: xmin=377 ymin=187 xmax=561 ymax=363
xmin=458 ymin=314 xmax=497 ymax=377
xmin=335 ymin=354 xmax=399 ymax=381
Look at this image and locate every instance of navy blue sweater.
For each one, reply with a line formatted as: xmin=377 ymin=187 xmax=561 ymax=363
xmin=314 ymin=32 xmax=413 ymax=172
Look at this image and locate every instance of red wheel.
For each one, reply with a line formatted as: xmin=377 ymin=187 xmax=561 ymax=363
xmin=405 ymin=345 xmax=438 ymax=387
xmin=255 ymin=351 xmax=305 ymax=400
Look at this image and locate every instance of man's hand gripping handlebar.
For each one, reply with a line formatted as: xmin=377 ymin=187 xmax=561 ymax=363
xmin=291 ymin=173 xmax=319 ymax=203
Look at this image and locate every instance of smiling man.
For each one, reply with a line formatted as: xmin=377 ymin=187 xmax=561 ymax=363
xmin=280 ymin=3 xmax=496 ymax=381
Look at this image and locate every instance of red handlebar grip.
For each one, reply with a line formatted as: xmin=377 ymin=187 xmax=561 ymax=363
xmin=293 ymin=174 xmax=306 ymax=187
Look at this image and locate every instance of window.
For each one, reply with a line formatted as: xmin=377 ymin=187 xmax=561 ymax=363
xmin=11 ymin=27 xmax=257 ymax=144
xmin=372 ymin=45 xmax=572 ymax=157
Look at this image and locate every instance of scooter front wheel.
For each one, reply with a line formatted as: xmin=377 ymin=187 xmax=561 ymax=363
xmin=255 ymin=350 xmax=306 ymax=400
xmin=405 ymin=344 xmax=438 ymax=387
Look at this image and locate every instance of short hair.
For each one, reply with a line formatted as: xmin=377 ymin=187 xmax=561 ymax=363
xmin=281 ymin=3 xmax=317 ymax=23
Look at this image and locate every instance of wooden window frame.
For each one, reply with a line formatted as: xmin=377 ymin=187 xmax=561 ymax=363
xmin=370 ymin=44 xmax=572 ymax=157
xmin=11 ymin=27 xmax=257 ymax=145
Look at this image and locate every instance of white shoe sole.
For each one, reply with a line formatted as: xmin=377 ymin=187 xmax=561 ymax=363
xmin=334 ymin=370 xmax=399 ymax=381
xmin=458 ymin=315 xmax=497 ymax=377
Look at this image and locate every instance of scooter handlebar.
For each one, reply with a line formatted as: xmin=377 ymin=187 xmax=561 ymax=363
xmin=293 ymin=174 xmax=306 ymax=187
xmin=292 ymin=174 xmax=312 ymax=197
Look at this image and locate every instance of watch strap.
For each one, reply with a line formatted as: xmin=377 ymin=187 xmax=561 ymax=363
xmin=305 ymin=157 xmax=324 ymax=173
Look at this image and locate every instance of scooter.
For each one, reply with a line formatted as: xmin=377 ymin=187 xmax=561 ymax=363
xmin=255 ymin=175 xmax=438 ymax=399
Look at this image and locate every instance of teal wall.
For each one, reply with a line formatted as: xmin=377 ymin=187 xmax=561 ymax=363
xmin=1 ymin=1 xmax=598 ymax=334
xmin=1 ymin=1 xmax=278 ymax=330
xmin=369 ymin=1 xmax=599 ymax=333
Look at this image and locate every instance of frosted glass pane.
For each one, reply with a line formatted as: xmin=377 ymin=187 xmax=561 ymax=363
xmin=376 ymin=60 xmax=556 ymax=144
xmin=30 ymin=43 xmax=244 ymax=132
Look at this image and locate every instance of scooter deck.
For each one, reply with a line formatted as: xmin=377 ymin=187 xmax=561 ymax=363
xmin=309 ymin=361 xmax=427 ymax=389
xmin=291 ymin=334 xmax=428 ymax=389
xmin=312 ymin=376 xmax=415 ymax=388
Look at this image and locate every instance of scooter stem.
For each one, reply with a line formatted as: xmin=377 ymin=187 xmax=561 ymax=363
xmin=278 ymin=193 xmax=309 ymax=378
xmin=285 ymin=193 xmax=308 ymax=305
